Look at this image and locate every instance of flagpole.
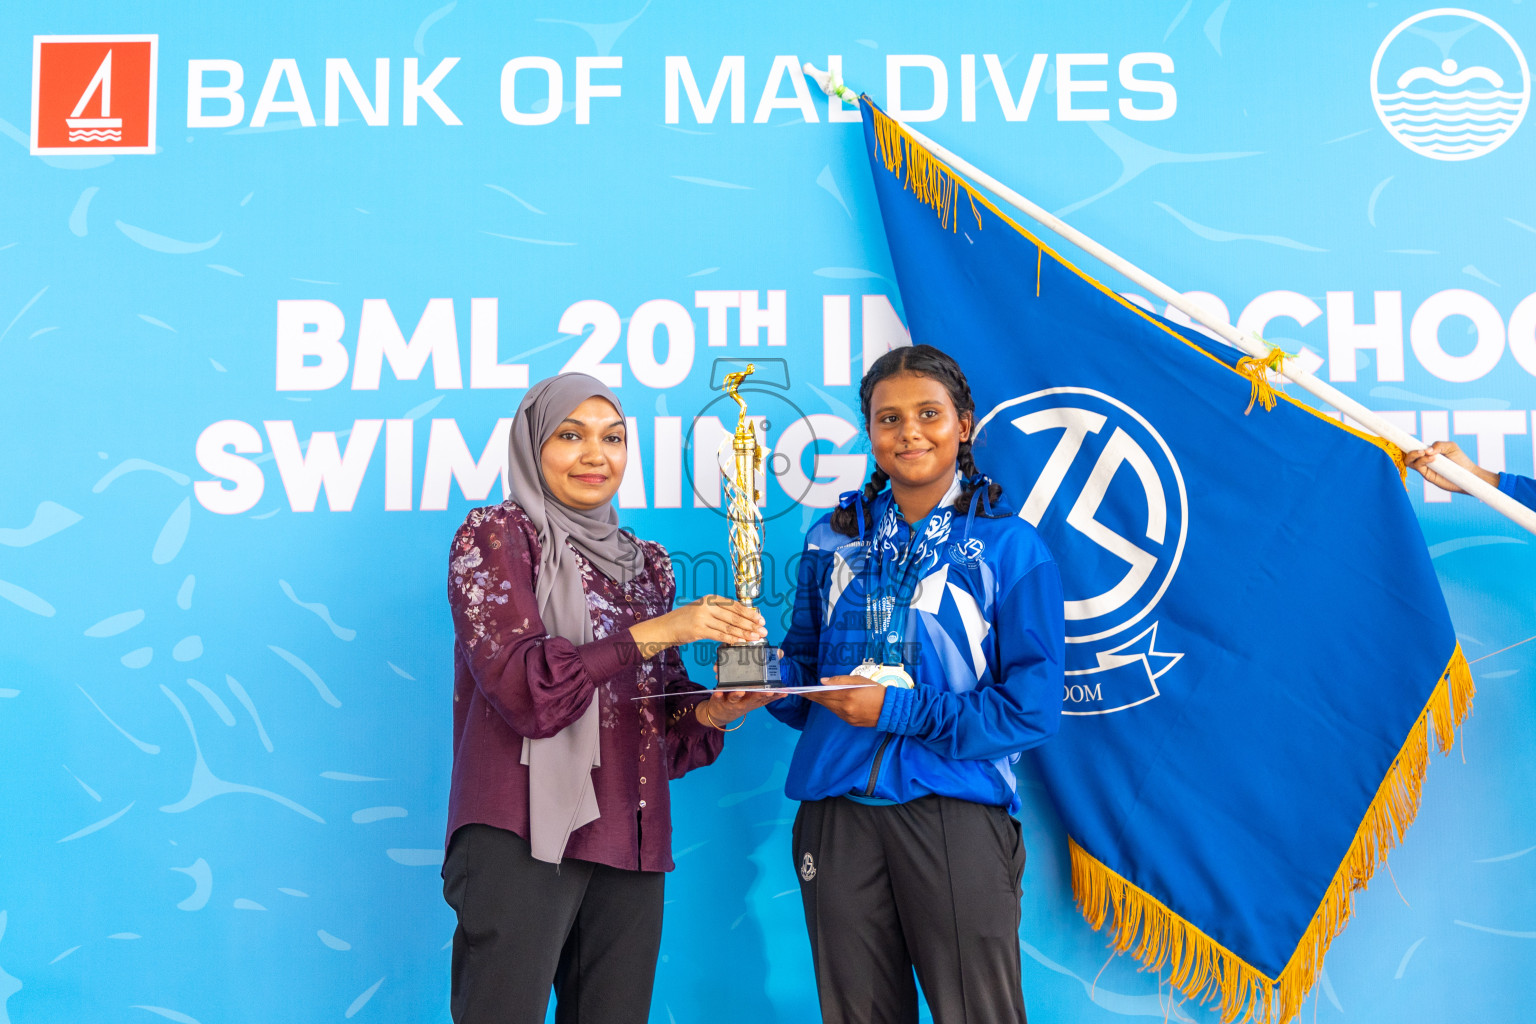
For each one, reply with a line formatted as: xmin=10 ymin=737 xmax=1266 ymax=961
xmin=804 ymin=65 xmax=1536 ymax=537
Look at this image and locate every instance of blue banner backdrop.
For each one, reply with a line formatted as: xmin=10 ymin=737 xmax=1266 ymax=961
xmin=2 ymin=3 xmax=1533 ymax=1022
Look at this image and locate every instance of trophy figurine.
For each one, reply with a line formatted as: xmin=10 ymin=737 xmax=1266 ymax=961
xmin=714 ymin=364 xmax=783 ymax=688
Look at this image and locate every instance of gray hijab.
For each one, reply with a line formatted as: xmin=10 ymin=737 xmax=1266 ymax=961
xmin=506 ymin=373 xmax=642 ymax=864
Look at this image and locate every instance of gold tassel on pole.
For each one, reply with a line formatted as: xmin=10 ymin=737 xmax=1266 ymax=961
xmin=1234 ymin=347 xmax=1288 ymax=415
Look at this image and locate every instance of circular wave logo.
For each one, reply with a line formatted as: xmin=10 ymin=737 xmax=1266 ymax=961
xmin=1371 ymin=8 xmax=1530 ymax=161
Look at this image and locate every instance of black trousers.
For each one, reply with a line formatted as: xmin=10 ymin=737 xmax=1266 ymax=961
xmin=793 ymin=796 xmax=1028 ymax=1024
xmin=442 ymin=824 xmax=664 ymax=1024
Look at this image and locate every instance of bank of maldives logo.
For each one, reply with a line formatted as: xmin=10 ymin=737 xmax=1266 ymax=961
xmin=977 ymin=388 xmax=1187 ymax=716
xmin=1371 ymin=9 xmax=1529 ymax=161
xmin=31 ymin=35 xmax=158 ymax=155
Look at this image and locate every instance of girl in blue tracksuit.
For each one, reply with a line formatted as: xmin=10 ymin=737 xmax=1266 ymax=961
xmin=768 ymin=344 xmax=1065 ymax=1024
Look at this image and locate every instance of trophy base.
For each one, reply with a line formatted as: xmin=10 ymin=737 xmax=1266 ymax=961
xmin=715 ymin=642 xmax=782 ymax=688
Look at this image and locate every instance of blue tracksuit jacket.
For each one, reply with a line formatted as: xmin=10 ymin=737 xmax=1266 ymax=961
xmin=768 ymin=487 xmax=1065 ymax=814
xmin=1499 ymin=473 xmax=1536 ymax=512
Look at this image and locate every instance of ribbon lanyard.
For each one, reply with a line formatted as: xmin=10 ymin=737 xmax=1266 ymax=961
xmin=864 ymin=504 xmax=950 ymax=666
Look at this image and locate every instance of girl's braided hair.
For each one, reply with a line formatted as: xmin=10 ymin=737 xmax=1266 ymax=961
xmin=829 ymin=344 xmax=1003 ymax=537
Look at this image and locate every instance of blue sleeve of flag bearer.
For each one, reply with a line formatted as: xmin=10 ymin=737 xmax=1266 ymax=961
xmin=1498 ymin=472 xmax=1536 ymax=512
xmin=875 ymin=558 xmax=1065 ymax=762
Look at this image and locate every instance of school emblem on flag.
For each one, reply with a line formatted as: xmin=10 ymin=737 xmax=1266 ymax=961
xmin=976 ymin=385 xmax=1188 ymax=716
xmin=31 ymin=35 xmax=158 ymax=155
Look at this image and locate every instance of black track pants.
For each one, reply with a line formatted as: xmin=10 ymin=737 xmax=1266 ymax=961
xmin=442 ymin=824 xmax=664 ymax=1024
xmin=793 ymin=795 xmax=1028 ymax=1024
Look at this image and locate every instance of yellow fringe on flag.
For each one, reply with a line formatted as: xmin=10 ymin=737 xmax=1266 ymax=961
xmin=1383 ymin=438 xmax=1408 ymax=480
xmin=872 ymin=104 xmax=982 ymax=234
xmin=1069 ymin=646 xmax=1474 ymax=1024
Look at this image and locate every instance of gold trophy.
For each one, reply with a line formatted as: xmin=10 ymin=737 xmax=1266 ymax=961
xmin=714 ymin=364 xmax=783 ymax=688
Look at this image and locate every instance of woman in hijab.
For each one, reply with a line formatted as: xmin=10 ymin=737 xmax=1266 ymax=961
xmin=443 ymin=372 xmax=775 ymax=1024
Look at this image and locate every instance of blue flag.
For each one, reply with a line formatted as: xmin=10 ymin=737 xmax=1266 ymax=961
xmin=858 ymin=100 xmax=1472 ymax=1024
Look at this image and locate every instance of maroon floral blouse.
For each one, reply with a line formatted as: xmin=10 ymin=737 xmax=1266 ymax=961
xmin=445 ymin=501 xmax=723 ymax=873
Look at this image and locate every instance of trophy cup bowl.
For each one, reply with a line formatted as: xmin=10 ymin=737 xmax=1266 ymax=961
xmin=714 ymin=364 xmax=783 ymax=689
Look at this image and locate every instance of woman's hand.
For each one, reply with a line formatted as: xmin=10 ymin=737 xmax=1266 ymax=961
xmin=1405 ymin=440 xmax=1498 ymax=494
xmin=628 ymin=596 xmax=767 ymax=657
xmin=800 ymin=677 xmax=887 ymax=728
xmin=698 ymin=688 xmax=781 ymax=729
